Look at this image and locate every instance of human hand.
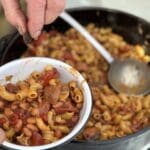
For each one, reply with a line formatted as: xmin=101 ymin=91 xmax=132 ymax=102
xmin=0 ymin=0 xmax=65 ymax=39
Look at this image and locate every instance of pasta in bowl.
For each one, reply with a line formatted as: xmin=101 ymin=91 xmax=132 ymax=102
xmin=0 ymin=57 xmax=92 ymax=150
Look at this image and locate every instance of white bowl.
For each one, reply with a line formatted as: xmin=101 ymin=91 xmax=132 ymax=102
xmin=0 ymin=57 xmax=92 ymax=150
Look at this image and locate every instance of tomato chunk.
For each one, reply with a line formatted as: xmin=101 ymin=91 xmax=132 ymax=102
xmin=43 ymin=84 xmax=62 ymax=104
xmin=39 ymin=101 xmax=50 ymax=122
xmin=54 ymin=101 xmax=78 ymax=114
xmin=41 ymin=68 xmax=59 ymax=86
xmin=31 ymin=132 xmax=44 ymax=146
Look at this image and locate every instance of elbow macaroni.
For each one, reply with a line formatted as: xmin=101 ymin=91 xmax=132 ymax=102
xmin=0 ymin=86 xmax=16 ymax=101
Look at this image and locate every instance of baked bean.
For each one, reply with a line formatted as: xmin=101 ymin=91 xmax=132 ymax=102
xmin=4 ymin=108 xmax=13 ymax=116
xmin=27 ymin=117 xmax=36 ymax=124
xmin=27 ymin=124 xmax=38 ymax=132
xmin=0 ymin=101 xmax=4 ymax=109
xmin=83 ymin=127 xmax=99 ymax=140
xmin=54 ymin=130 xmax=63 ymax=139
xmin=31 ymin=108 xmax=39 ymax=116
xmin=23 ymin=127 xmax=32 ymax=137
xmin=14 ymin=119 xmax=23 ymax=132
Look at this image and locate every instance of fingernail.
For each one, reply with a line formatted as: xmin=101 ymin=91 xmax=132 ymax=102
xmin=16 ymin=25 xmax=25 ymax=35
xmin=33 ymin=31 xmax=41 ymax=39
xmin=23 ymin=32 xmax=33 ymax=44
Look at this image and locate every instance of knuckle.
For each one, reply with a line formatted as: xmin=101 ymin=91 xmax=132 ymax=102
xmin=5 ymin=13 xmax=15 ymax=25
xmin=4 ymin=8 xmax=20 ymax=26
xmin=47 ymin=0 xmax=65 ymax=12
xmin=28 ymin=0 xmax=46 ymax=9
xmin=36 ymin=0 xmax=46 ymax=6
xmin=55 ymin=0 xmax=65 ymax=11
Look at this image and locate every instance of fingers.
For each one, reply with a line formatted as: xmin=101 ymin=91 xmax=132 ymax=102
xmin=0 ymin=0 xmax=26 ymax=35
xmin=0 ymin=128 xmax=6 ymax=143
xmin=1 ymin=0 xmax=66 ymax=39
xmin=45 ymin=0 xmax=66 ymax=25
xmin=26 ymin=0 xmax=46 ymax=39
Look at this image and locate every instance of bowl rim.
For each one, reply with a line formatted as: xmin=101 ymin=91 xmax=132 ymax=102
xmin=0 ymin=6 xmax=150 ymax=146
xmin=0 ymin=57 xmax=92 ymax=150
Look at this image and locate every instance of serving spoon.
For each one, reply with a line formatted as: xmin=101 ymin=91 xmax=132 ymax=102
xmin=60 ymin=11 xmax=150 ymax=95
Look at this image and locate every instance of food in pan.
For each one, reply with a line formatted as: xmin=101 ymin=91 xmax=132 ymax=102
xmin=23 ymin=23 xmax=150 ymax=140
xmin=0 ymin=66 xmax=83 ymax=145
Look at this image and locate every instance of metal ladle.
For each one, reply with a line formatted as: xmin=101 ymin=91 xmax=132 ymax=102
xmin=60 ymin=11 xmax=150 ymax=95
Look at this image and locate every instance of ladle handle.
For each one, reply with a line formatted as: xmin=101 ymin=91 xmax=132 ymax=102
xmin=60 ymin=11 xmax=114 ymax=64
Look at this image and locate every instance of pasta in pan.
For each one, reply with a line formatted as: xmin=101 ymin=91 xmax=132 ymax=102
xmin=0 ymin=66 xmax=83 ymax=146
xmin=23 ymin=23 xmax=150 ymax=141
